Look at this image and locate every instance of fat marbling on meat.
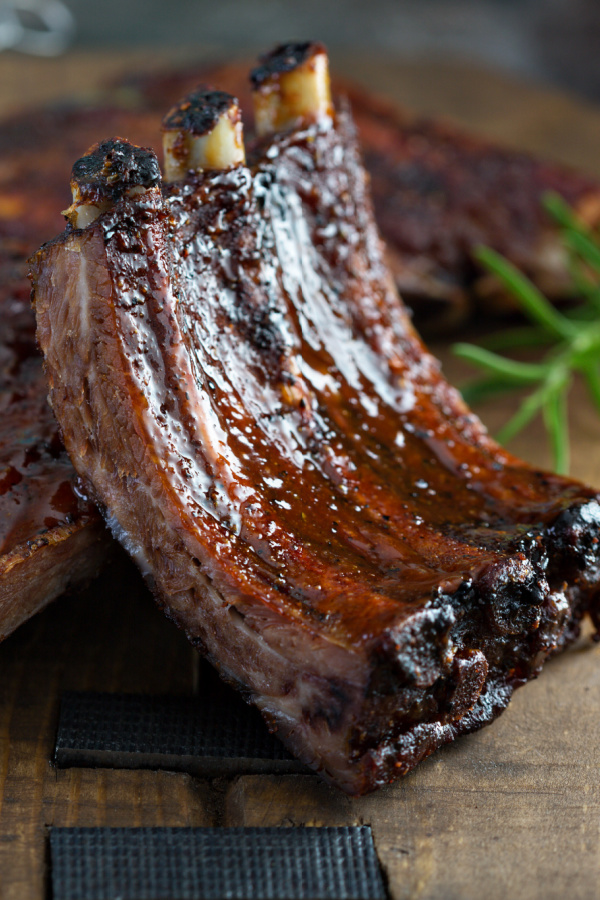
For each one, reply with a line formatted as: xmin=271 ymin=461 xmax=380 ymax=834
xmin=31 ymin=43 xmax=600 ymax=794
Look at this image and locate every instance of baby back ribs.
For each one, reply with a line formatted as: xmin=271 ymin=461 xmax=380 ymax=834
xmin=4 ymin=48 xmax=599 ymax=641
xmin=31 ymin=43 xmax=600 ymax=794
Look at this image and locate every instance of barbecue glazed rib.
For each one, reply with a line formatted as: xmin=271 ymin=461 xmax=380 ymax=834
xmin=31 ymin=44 xmax=600 ymax=795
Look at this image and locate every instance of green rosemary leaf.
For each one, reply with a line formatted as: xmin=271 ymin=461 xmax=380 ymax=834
xmin=543 ymin=385 xmax=570 ymax=475
xmin=564 ymin=230 xmax=600 ymax=276
xmin=568 ymin=323 xmax=600 ymax=370
xmin=474 ymin=246 xmax=577 ymax=340
xmin=495 ymin=366 xmax=570 ymax=451
xmin=495 ymin=384 xmax=548 ymax=445
xmin=452 ymin=342 xmax=549 ymax=382
xmin=566 ymin=260 xmax=600 ymax=314
xmin=543 ymin=191 xmax=582 ymax=232
xmin=545 ymin=191 xmax=600 ymax=312
xmin=584 ymin=365 xmax=600 ymax=415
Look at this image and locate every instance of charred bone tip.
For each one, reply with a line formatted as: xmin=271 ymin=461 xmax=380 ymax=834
xmin=64 ymin=138 xmax=161 ymax=229
xmin=161 ymin=88 xmax=245 ymax=182
xmin=251 ymin=41 xmax=327 ymax=88
xmin=251 ymin=41 xmax=333 ymax=136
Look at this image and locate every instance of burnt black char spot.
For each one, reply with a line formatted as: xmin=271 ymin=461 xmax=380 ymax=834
xmin=162 ymin=89 xmax=238 ymax=136
xmin=546 ymin=500 xmax=600 ymax=584
xmin=71 ymin=139 xmax=161 ymax=202
xmin=251 ymin=41 xmax=327 ymax=88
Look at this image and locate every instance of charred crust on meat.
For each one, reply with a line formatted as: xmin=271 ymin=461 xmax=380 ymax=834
xmin=546 ymin=500 xmax=600 ymax=582
xmin=369 ymin=605 xmax=457 ymax=694
xmin=250 ymin=42 xmax=327 ymax=88
xmin=71 ymin=138 xmax=161 ymax=203
xmin=478 ymin=556 xmax=547 ymax=636
xmin=162 ymin=89 xmax=240 ymax=137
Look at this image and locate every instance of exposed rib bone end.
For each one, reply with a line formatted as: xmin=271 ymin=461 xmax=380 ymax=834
xmin=162 ymin=89 xmax=245 ymax=182
xmin=64 ymin=138 xmax=161 ymax=228
xmin=251 ymin=41 xmax=333 ymax=136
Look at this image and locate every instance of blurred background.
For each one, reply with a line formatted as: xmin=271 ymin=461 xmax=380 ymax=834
xmin=0 ymin=0 xmax=599 ymax=103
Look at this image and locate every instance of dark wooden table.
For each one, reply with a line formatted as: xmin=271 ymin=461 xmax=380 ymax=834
xmin=1 ymin=50 xmax=600 ymax=900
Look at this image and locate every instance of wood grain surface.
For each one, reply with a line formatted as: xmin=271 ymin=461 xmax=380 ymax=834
xmin=0 ymin=50 xmax=599 ymax=900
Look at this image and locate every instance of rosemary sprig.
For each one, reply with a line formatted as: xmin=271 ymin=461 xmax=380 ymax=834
xmin=453 ymin=193 xmax=600 ymax=474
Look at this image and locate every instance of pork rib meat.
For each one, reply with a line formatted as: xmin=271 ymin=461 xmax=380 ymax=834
xmin=31 ymin=43 xmax=600 ymax=795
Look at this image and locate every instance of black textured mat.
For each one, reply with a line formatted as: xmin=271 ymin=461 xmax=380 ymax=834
xmin=50 ymin=826 xmax=386 ymax=900
xmin=55 ymin=684 xmax=306 ymax=775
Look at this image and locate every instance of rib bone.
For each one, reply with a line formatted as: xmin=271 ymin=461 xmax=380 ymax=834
xmin=162 ymin=89 xmax=245 ymax=182
xmin=63 ymin=139 xmax=161 ymax=228
xmin=251 ymin=41 xmax=333 ymax=136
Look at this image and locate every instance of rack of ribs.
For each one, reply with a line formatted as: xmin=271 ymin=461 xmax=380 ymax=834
xmin=31 ymin=43 xmax=600 ymax=795
xmin=1 ymin=48 xmax=599 ymax=642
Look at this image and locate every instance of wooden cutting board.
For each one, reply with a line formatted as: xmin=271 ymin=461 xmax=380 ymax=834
xmin=1 ymin=50 xmax=600 ymax=900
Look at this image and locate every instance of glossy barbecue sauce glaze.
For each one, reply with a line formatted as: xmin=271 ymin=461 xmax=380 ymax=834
xmin=90 ymin=107 xmax=599 ymax=653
